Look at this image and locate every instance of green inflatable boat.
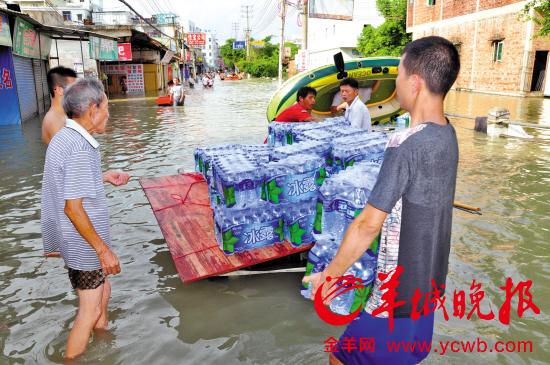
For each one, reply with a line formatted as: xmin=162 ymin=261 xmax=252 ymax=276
xmin=267 ymin=57 xmax=403 ymax=124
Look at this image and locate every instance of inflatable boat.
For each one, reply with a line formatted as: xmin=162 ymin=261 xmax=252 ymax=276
xmin=267 ymin=57 xmax=403 ymax=124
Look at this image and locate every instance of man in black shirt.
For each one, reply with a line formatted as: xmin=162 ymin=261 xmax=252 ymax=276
xmin=304 ymin=36 xmax=461 ymax=365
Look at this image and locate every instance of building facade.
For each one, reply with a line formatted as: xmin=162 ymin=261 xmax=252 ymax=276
xmin=406 ymin=0 xmax=550 ymax=96
xmin=306 ymin=0 xmax=383 ymax=69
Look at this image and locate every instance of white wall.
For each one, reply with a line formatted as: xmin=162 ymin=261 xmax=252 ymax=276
xmin=306 ymin=0 xmax=383 ymax=69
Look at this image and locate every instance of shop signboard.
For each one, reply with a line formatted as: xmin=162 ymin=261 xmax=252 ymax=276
xmin=0 ymin=13 xmax=11 ymax=47
xmin=0 ymin=47 xmax=21 ymax=125
xmin=117 ymin=43 xmax=132 ymax=61
xmin=12 ymin=18 xmax=51 ymax=59
xmin=187 ymin=32 xmax=206 ymax=46
xmin=309 ymin=0 xmax=354 ymax=20
xmin=89 ymin=36 xmax=118 ymax=61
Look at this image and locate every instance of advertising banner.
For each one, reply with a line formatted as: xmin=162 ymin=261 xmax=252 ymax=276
xmin=0 ymin=13 xmax=11 ymax=47
xmin=117 ymin=43 xmax=132 ymax=61
xmin=161 ymin=51 xmax=174 ymax=64
xmin=232 ymin=41 xmax=246 ymax=50
xmin=186 ymin=33 xmax=206 ymax=46
xmin=309 ymin=0 xmax=354 ymax=20
xmin=103 ymin=64 xmax=144 ymax=94
xmin=296 ymin=49 xmax=309 ymax=72
xmin=89 ymin=36 xmax=118 ymax=61
xmin=0 ymin=47 xmax=21 ymax=125
xmin=12 ymin=18 xmax=51 ymax=59
xmin=251 ymin=40 xmax=265 ymax=49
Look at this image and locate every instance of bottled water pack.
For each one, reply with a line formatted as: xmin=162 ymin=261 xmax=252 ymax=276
xmin=301 ymin=233 xmax=379 ymax=315
xmin=283 ymin=201 xmax=317 ymax=247
xmin=264 ymin=154 xmax=325 ymax=204
xmin=214 ymin=202 xmax=284 ymax=254
xmin=213 ymin=154 xmax=264 ymax=208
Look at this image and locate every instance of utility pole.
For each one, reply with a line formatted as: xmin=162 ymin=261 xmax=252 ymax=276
xmin=300 ymin=0 xmax=308 ymax=50
xmin=241 ymin=4 xmax=253 ymax=59
xmin=232 ymin=22 xmax=240 ymax=40
xmin=278 ymin=0 xmax=287 ymax=86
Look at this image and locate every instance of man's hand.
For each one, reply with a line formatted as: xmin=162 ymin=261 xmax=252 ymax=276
xmin=303 ymin=271 xmax=331 ymax=301
xmin=97 ymin=246 xmax=121 ymax=275
xmin=103 ymin=170 xmax=130 ymax=186
xmin=336 ymin=102 xmax=348 ymax=112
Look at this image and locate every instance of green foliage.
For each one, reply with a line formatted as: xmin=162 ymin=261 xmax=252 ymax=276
xmin=219 ymin=37 xmax=300 ymax=78
xmin=357 ymin=0 xmax=411 ymax=57
xmin=522 ymin=0 xmax=550 ymax=37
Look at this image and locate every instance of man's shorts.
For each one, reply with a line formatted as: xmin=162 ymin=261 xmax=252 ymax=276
xmin=68 ymin=268 xmax=105 ymax=290
xmin=333 ymin=311 xmax=435 ymax=365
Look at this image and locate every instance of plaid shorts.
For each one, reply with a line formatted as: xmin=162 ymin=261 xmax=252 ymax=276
xmin=68 ymin=268 xmax=105 ymax=290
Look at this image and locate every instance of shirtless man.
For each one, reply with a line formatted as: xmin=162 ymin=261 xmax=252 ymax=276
xmin=42 ymin=66 xmax=77 ymax=145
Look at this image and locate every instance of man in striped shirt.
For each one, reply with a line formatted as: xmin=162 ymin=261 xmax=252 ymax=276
xmin=41 ymin=78 xmax=124 ymax=359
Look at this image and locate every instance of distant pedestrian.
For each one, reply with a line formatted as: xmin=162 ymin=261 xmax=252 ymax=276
xmin=41 ymin=78 xmax=128 ymax=359
xmin=170 ymin=78 xmax=185 ymax=106
xmin=119 ymin=76 xmax=127 ymax=95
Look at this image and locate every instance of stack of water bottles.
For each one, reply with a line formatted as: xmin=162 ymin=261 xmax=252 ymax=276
xmin=331 ymin=132 xmax=389 ymax=173
xmin=301 ymin=161 xmax=383 ymax=315
xmin=267 ymin=116 xmax=348 ymax=147
xmin=264 ymin=154 xmax=326 ymax=247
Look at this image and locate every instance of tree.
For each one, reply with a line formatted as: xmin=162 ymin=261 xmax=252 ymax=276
xmin=522 ymin=0 xmax=550 ymax=37
xmin=357 ymin=0 xmax=411 ymax=57
xmin=219 ymin=36 xmax=300 ymax=78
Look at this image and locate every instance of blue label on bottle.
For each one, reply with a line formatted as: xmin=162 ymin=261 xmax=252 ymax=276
xmin=285 ymin=213 xmax=316 ymax=247
xmin=220 ymin=218 xmax=284 ymax=254
xmin=266 ymin=170 xmax=320 ymax=204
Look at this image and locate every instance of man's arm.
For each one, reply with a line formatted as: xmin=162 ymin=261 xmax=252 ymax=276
xmin=103 ymin=170 xmax=130 ymax=186
xmin=303 ymin=204 xmax=387 ymax=299
xmin=64 ymin=198 xmax=120 ymax=275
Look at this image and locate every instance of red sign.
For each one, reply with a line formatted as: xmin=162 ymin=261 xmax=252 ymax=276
xmin=186 ymin=32 xmax=206 ymax=46
xmin=117 ymin=43 xmax=132 ymax=61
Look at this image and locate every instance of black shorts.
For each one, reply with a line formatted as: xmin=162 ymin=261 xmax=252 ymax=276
xmin=68 ymin=268 xmax=105 ymax=290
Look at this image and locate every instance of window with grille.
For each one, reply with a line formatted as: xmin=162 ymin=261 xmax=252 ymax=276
xmin=427 ymin=0 xmax=436 ymax=6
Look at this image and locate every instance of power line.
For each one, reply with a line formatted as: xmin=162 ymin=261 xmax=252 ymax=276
xmin=116 ymin=0 xmax=175 ymax=41
xmin=232 ymin=22 xmax=240 ymax=40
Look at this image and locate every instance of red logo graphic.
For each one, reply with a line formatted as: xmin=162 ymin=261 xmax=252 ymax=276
xmin=313 ymin=266 xmax=541 ymax=332
xmin=313 ymin=274 xmax=366 ymax=326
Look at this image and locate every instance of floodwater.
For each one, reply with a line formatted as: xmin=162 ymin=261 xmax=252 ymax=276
xmin=0 ymin=79 xmax=549 ymax=365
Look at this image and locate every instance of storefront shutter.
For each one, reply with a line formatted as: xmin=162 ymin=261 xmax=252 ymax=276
xmin=32 ymin=59 xmax=48 ymax=114
xmin=13 ymin=56 xmax=38 ymax=122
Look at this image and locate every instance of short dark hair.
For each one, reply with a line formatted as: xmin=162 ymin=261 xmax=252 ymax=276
xmin=340 ymin=78 xmax=359 ymax=89
xmin=47 ymin=66 xmax=77 ymax=97
xmin=168 ymin=80 xmax=174 ymax=86
xmin=296 ymin=86 xmax=317 ymax=102
xmin=401 ymin=36 xmax=460 ymax=96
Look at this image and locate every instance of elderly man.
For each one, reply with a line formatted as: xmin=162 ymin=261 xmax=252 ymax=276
xmin=41 ymin=78 xmax=124 ymax=359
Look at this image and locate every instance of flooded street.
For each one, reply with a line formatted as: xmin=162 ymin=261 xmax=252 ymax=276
xmin=1 ymin=79 xmax=549 ymax=364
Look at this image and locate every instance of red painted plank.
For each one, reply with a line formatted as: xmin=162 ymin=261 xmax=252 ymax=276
xmin=140 ymin=173 xmax=312 ymax=283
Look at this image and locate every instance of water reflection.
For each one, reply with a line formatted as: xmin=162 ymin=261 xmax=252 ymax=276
xmin=0 ymin=80 xmax=548 ymax=364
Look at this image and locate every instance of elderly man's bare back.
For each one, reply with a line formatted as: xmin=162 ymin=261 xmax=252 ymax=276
xmin=42 ymin=108 xmax=67 ymax=145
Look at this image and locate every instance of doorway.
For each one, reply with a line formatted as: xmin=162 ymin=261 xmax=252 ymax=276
xmin=530 ymin=50 xmax=548 ymax=92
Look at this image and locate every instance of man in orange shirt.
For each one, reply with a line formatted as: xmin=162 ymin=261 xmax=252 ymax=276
xmin=275 ymin=86 xmax=319 ymax=122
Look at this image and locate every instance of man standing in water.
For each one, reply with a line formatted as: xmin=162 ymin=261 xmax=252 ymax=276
xmin=42 ymin=67 xmax=129 ymax=187
xmin=304 ymin=36 xmax=460 ymax=365
xmin=42 ymin=66 xmax=77 ymax=145
xmin=41 ymin=78 xmax=124 ymax=359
